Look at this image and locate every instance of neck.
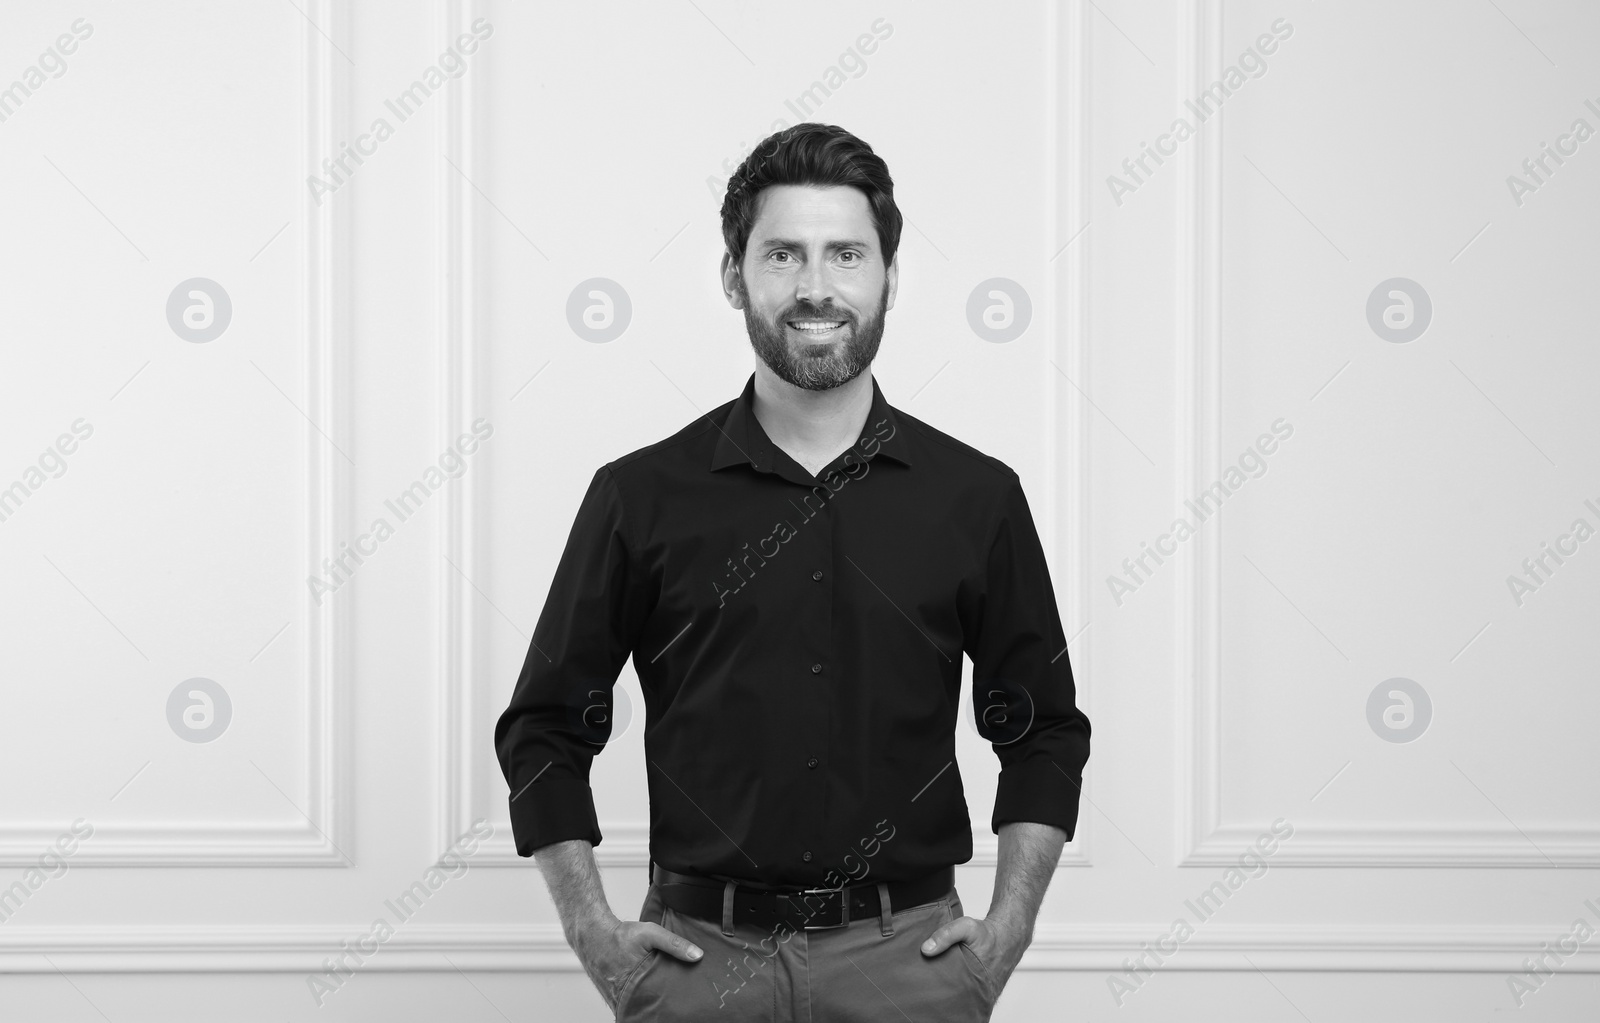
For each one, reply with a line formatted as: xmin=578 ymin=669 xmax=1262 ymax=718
xmin=750 ymin=363 xmax=874 ymax=474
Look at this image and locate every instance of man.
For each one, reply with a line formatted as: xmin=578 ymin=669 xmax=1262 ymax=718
xmin=495 ymin=122 xmax=1090 ymax=1021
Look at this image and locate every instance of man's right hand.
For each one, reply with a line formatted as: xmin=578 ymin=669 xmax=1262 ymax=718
xmin=530 ymin=839 xmax=705 ymax=1010
xmin=573 ymin=913 xmax=705 ymax=1010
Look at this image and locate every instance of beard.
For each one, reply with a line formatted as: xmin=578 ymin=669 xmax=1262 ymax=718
xmin=740 ymin=276 xmax=889 ymax=392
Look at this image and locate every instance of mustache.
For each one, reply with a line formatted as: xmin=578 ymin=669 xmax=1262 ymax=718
xmin=781 ymin=305 xmax=853 ymax=322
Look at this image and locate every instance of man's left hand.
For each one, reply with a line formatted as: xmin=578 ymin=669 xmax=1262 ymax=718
xmin=919 ymin=911 xmax=1029 ymax=989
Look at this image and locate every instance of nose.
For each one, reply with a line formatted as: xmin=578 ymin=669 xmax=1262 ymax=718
xmin=794 ymin=259 xmax=834 ymax=311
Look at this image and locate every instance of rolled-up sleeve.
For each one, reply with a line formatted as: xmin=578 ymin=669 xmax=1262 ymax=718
xmin=494 ymin=464 xmax=653 ymax=856
xmin=967 ymin=471 xmax=1092 ymax=838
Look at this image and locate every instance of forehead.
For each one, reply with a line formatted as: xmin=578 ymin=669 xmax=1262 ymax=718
xmin=748 ymin=184 xmax=877 ymax=247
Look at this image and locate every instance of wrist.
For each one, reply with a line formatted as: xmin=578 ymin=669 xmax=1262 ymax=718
xmin=565 ymin=903 xmax=620 ymax=950
xmin=984 ymin=904 xmax=1035 ymax=942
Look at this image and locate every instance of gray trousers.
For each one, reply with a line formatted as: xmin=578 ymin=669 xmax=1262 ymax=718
xmin=614 ymin=881 xmax=1000 ymax=1021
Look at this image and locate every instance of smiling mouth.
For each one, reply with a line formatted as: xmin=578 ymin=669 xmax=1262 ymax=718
xmin=786 ymin=319 xmax=848 ymax=335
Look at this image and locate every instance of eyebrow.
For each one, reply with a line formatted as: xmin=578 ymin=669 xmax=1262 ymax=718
xmin=757 ymin=237 xmax=875 ymax=252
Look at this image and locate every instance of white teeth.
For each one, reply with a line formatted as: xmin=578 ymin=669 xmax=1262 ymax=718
xmin=790 ymin=321 xmax=845 ymax=331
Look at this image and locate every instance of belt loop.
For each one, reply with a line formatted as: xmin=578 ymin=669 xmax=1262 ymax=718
xmin=721 ymin=880 xmax=737 ymax=936
xmin=876 ymin=881 xmax=894 ymax=937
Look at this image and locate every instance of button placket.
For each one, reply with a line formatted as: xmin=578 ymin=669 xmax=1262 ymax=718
xmin=799 ymin=477 xmax=836 ymax=864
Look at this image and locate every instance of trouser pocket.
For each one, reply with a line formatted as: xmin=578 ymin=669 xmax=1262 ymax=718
xmin=616 ymin=884 xmax=773 ymax=1022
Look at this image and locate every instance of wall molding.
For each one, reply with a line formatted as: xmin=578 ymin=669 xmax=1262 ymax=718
xmin=0 ymin=0 xmax=351 ymax=867
xmin=1049 ymin=0 xmax=1093 ymax=870
xmin=3 ymin=921 xmax=1593 ymax=974
xmin=1173 ymin=0 xmax=1225 ymax=870
xmin=1171 ymin=0 xmax=1600 ymax=868
xmin=293 ymin=0 xmax=353 ymax=871
xmin=1189 ymin=823 xmax=1600 ymax=868
xmin=437 ymin=0 xmax=485 ymax=867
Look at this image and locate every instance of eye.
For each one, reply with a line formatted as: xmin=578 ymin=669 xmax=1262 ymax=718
xmin=838 ymin=251 xmax=859 ymax=263
xmin=770 ymin=250 xmax=793 ymax=263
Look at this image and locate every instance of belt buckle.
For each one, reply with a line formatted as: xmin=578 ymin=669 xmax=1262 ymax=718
xmin=787 ymin=886 xmax=850 ymax=930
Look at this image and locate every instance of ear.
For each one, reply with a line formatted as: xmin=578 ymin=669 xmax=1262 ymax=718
xmin=720 ymin=251 xmax=746 ymax=310
xmin=884 ymin=254 xmax=899 ymax=313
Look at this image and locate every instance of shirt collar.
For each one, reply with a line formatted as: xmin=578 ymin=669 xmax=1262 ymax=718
xmin=710 ymin=371 xmax=913 ymax=473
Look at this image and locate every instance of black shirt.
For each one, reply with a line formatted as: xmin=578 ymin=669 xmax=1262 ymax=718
xmin=494 ymin=371 xmax=1090 ymax=886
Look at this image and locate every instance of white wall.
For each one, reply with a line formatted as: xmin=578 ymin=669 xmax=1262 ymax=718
xmin=1 ymin=1 xmax=1596 ymax=1019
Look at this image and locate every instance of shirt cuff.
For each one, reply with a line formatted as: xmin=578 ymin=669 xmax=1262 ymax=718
xmin=507 ymin=777 xmax=603 ymax=856
xmin=991 ymin=759 xmax=1083 ymax=839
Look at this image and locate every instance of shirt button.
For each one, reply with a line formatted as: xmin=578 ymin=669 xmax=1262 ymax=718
xmin=802 ymin=851 xmax=813 ymax=862
xmin=807 ymin=757 xmax=818 ymax=769
xmin=811 ymin=663 xmax=823 ymax=674
xmin=812 ymin=570 xmax=823 ymax=581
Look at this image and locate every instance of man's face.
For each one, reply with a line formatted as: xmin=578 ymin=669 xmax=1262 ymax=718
xmin=723 ymin=184 xmax=897 ymax=391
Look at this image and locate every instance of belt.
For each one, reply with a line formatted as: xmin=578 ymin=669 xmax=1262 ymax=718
xmin=652 ymin=864 xmax=954 ymax=931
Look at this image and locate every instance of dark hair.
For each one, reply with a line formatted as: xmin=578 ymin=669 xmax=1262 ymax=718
xmin=720 ymin=123 xmax=903 ymax=273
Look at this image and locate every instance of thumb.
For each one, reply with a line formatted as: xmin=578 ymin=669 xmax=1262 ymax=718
xmin=921 ymin=915 xmax=980 ymax=957
xmin=638 ymin=921 xmax=704 ymax=963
